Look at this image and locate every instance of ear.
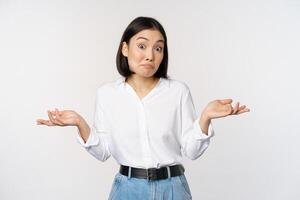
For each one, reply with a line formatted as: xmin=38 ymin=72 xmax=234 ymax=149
xmin=121 ymin=42 xmax=129 ymax=57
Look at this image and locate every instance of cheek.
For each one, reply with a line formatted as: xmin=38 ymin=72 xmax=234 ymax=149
xmin=129 ymin=48 xmax=144 ymax=61
xmin=127 ymin=51 xmax=144 ymax=69
xmin=155 ymin=53 xmax=164 ymax=65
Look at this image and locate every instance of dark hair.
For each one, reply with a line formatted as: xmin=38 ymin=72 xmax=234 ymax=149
xmin=116 ymin=16 xmax=169 ymax=79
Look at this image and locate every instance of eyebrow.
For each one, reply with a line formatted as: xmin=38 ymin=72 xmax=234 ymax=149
xmin=136 ymin=37 xmax=164 ymax=43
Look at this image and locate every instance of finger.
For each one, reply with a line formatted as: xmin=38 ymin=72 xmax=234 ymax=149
xmin=48 ymin=110 xmax=59 ymax=125
xmin=220 ymin=99 xmax=233 ymax=105
xmin=37 ymin=119 xmax=48 ymax=125
xmin=237 ymin=108 xmax=250 ymax=114
xmin=55 ymin=109 xmax=64 ymax=126
xmin=57 ymin=109 xmax=63 ymax=116
xmin=49 ymin=110 xmax=57 ymax=115
xmin=37 ymin=118 xmax=44 ymax=122
xmin=226 ymin=104 xmax=233 ymax=115
xmin=55 ymin=108 xmax=63 ymax=116
xmin=239 ymin=105 xmax=246 ymax=110
xmin=36 ymin=119 xmax=44 ymax=125
xmin=232 ymin=102 xmax=240 ymax=114
xmin=51 ymin=109 xmax=62 ymax=116
xmin=52 ymin=109 xmax=64 ymax=126
xmin=37 ymin=119 xmax=55 ymax=126
xmin=238 ymin=105 xmax=249 ymax=111
xmin=55 ymin=108 xmax=59 ymax=118
xmin=44 ymin=120 xmax=56 ymax=126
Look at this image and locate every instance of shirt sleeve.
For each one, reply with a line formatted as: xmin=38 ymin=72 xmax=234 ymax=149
xmin=76 ymin=90 xmax=111 ymax=162
xmin=180 ymin=85 xmax=215 ymax=160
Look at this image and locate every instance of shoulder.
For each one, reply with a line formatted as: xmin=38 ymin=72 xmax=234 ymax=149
xmin=167 ymin=78 xmax=191 ymax=94
xmin=95 ymin=80 xmax=118 ymax=97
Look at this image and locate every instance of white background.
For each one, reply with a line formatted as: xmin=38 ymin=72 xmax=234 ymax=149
xmin=0 ymin=0 xmax=299 ymax=199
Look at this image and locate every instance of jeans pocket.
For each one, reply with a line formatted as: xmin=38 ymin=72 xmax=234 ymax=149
xmin=108 ymin=173 xmax=124 ymax=200
xmin=178 ymin=175 xmax=192 ymax=199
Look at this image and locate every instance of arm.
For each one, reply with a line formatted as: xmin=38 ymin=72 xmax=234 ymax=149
xmin=76 ymin=90 xmax=111 ymax=162
xmin=181 ymin=89 xmax=250 ymax=160
xmin=180 ymin=87 xmax=215 ymax=160
xmin=76 ymin=116 xmax=91 ymax=143
xmin=199 ymin=112 xmax=211 ymax=135
xmin=36 ymin=91 xmax=111 ymax=162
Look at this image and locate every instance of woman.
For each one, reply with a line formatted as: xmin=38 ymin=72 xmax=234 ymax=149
xmin=37 ymin=16 xmax=250 ymax=200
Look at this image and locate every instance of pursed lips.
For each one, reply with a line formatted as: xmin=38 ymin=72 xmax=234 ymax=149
xmin=140 ymin=64 xmax=154 ymax=68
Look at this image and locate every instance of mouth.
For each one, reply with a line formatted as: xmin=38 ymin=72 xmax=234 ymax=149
xmin=140 ymin=64 xmax=154 ymax=68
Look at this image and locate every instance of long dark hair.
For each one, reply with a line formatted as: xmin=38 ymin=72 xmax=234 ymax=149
xmin=116 ymin=16 xmax=169 ymax=78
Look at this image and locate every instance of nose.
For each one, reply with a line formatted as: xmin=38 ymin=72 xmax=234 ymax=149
xmin=145 ymin=49 xmax=154 ymax=62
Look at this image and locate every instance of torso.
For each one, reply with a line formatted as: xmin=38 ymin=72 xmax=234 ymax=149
xmin=126 ymin=77 xmax=160 ymax=100
xmin=135 ymin=91 xmax=151 ymax=100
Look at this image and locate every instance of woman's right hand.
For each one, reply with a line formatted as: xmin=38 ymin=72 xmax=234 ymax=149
xmin=36 ymin=108 xmax=82 ymax=127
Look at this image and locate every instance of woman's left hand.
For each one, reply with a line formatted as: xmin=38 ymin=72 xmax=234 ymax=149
xmin=202 ymin=99 xmax=250 ymax=120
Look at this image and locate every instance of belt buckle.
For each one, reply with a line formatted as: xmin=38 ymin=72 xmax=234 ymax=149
xmin=146 ymin=168 xmax=156 ymax=181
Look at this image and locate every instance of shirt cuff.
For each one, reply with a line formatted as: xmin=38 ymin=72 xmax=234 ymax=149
xmin=76 ymin=129 xmax=100 ymax=148
xmin=193 ymin=117 xmax=215 ymax=140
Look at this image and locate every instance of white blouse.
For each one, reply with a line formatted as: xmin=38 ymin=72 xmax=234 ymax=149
xmin=77 ymin=76 xmax=215 ymax=169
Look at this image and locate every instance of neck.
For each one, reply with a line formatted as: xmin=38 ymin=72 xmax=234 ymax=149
xmin=126 ymin=75 xmax=159 ymax=92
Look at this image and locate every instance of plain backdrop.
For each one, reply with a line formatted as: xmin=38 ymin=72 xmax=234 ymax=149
xmin=0 ymin=0 xmax=299 ymax=199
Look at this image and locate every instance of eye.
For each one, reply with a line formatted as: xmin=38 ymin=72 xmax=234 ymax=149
xmin=138 ymin=44 xmax=146 ymax=49
xmin=155 ymin=46 xmax=163 ymax=52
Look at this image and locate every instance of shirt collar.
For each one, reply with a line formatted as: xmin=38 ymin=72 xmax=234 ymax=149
xmin=115 ymin=76 xmax=170 ymax=89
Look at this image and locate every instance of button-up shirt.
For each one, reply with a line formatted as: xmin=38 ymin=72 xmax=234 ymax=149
xmin=77 ymin=76 xmax=215 ymax=169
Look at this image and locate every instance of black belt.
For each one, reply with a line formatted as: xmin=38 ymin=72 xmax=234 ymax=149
xmin=119 ymin=164 xmax=185 ymax=181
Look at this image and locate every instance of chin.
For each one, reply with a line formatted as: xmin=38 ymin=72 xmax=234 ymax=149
xmin=136 ymin=74 xmax=154 ymax=79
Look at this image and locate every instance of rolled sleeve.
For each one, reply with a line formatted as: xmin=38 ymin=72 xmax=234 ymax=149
xmin=192 ymin=116 xmax=215 ymax=140
xmin=180 ymin=84 xmax=215 ymax=160
xmin=76 ymin=89 xmax=111 ymax=162
xmin=76 ymin=129 xmax=100 ymax=148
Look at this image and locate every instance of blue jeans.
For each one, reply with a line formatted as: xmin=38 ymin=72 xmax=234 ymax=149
xmin=108 ymin=172 xmax=193 ymax=200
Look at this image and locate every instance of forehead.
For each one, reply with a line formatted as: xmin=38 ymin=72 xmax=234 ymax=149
xmin=131 ymin=29 xmax=164 ymax=42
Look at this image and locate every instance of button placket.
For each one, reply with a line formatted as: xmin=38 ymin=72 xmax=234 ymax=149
xmin=124 ymin=82 xmax=161 ymax=168
xmin=139 ymin=101 xmax=153 ymax=167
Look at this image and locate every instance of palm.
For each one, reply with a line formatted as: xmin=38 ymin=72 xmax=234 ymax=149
xmin=205 ymin=99 xmax=250 ymax=119
xmin=36 ymin=109 xmax=80 ymax=126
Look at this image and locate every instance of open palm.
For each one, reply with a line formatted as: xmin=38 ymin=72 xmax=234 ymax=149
xmin=204 ymin=99 xmax=250 ymax=119
xmin=36 ymin=109 xmax=81 ymax=126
